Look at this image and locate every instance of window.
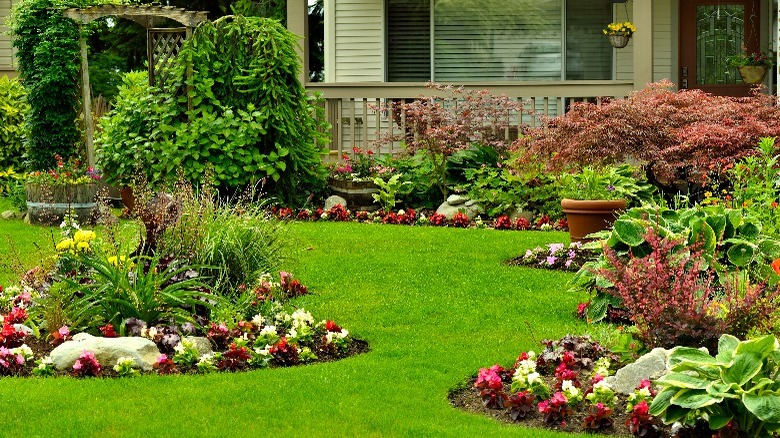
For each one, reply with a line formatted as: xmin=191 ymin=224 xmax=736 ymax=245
xmin=387 ymin=0 xmax=613 ymax=81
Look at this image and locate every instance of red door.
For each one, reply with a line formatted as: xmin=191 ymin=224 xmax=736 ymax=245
xmin=679 ymin=0 xmax=761 ymax=96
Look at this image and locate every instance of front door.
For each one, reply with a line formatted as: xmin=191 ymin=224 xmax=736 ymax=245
xmin=679 ymin=0 xmax=761 ymax=96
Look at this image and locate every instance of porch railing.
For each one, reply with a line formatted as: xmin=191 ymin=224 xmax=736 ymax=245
xmin=306 ymin=81 xmax=635 ymax=161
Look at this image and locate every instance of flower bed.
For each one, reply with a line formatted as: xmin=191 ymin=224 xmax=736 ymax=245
xmin=506 ymin=242 xmax=596 ymax=271
xmin=272 ymin=205 xmax=568 ymax=232
xmin=451 ymin=335 xmax=669 ymax=437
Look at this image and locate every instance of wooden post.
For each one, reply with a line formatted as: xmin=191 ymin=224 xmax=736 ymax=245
xmin=632 ymin=0 xmax=654 ymax=90
xmin=286 ymin=0 xmax=309 ymax=86
xmin=79 ymin=26 xmax=95 ymax=168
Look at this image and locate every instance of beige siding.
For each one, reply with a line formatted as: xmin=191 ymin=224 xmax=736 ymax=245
xmin=334 ymin=0 xmax=383 ymax=82
xmin=615 ymin=0 xmax=675 ymax=84
xmin=0 ymin=0 xmax=15 ymax=75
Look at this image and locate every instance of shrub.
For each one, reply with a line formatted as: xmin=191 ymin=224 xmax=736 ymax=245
xmin=515 ymin=80 xmax=780 ymax=190
xmin=374 ymin=84 xmax=521 ymax=200
xmin=729 ymin=137 xmax=780 ymax=237
xmin=598 ymin=229 xmax=780 ymax=350
xmin=10 ymin=0 xmax=87 ymax=170
xmin=0 ymin=77 xmax=29 ymax=170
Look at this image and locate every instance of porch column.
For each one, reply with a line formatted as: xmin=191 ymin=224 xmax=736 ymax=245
xmin=287 ymin=0 xmax=309 ymax=85
xmin=632 ymin=0 xmax=654 ymax=89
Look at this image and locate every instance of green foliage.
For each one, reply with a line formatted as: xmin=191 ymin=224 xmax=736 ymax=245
xmin=155 ymin=185 xmax=288 ymax=296
xmin=557 ymin=164 xmax=656 ymax=205
xmin=27 ymin=280 xmax=101 ymax=334
xmin=95 ymin=71 xmax=166 ymax=186
xmin=650 ymin=334 xmax=780 ymax=437
xmin=461 ymin=163 xmax=527 ymax=217
xmin=59 ymin=252 xmax=214 ymax=329
xmin=730 ymin=137 xmax=780 ymax=238
xmin=372 ymin=174 xmax=409 ymax=212
xmin=9 ymin=0 xmax=92 ymax=170
xmin=375 ymin=153 xmax=439 ymax=209
xmin=572 ymin=204 xmax=780 ymax=323
xmin=231 ymin=0 xmax=286 ymax=22
xmin=0 ymin=77 xmax=29 ymax=170
xmin=97 ymin=16 xmax=330 ymax=204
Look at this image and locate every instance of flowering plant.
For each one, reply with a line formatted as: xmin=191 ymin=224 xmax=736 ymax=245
xmin=72 ymin=350 xmax=102 ymax=377
xmin=113 ymin=357 xmax=140 ymax=377
xmin=603 ymin=21 xmax=636 ymax=36
xmin=329 ymin=147 xmax=393 ymax=182
xmin=26 ymin=154 xmax=101 ymax=186
xmin=557 ymin=165 xmax=649 ymax=202
xmin=726 ymin=48 xmax=775 ymax=67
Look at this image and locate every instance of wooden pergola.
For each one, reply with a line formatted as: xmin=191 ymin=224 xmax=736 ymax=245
xmin=62 ymin=5 xmax=208 ymax=167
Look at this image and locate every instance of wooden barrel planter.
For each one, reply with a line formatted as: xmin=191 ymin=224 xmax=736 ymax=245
xmin=561 ymin=198 xmax=626 ymax=242
xmin=25 ymin=183 xmax=98 ymax=225
xmin=327 ymin=177 xmax=379 ymax=211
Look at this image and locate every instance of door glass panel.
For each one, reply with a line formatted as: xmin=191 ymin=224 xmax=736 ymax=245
xmin=696 ymin=5 xmax=744 ymax=84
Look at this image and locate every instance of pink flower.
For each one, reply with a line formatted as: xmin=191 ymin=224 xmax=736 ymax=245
xmin=58 ymin=326 xmax=70 ymax=337
xmin=538 ymin=400 xmax=549 ymax=413
xmin=633 ymin=400 xmax=650 ymax=416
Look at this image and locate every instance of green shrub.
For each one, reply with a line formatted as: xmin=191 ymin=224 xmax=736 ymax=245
xmin=10 ymin=0 xmax=86 ymax=170
xmin=0 ymin=77 xmax=29 ymax=170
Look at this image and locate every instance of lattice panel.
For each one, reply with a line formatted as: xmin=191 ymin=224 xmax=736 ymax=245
xmin=149 ymin=28 xmax=186 ymax=89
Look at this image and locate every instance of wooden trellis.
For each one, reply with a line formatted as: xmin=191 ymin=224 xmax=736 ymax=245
xmin=62 ymin=5 xmax=208 ymax=167
xmin=148 ymin=28 xmax=186 ymax=89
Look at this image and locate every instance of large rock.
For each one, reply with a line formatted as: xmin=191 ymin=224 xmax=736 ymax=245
xmin=324 ymin=195 xmax=348 ymax=211
xmin=604 ymin=348 xmax=670 ymax=395
xmin=604 ymin=346 xmax=710 ymax=394
xmin=436 ymin=200 xmax=482 ymax=220
xmin=1 ymin=210 xmax=17 ymax=220
xmin=446 ymin=194 xmax=469 ymax=206
xmin=184 ymin=336 xmax=213 ymax=356
xmin=50 ymin=333 xmax=161 ymax=371
xmin=509 ymin=207 xmax=534 ymax=222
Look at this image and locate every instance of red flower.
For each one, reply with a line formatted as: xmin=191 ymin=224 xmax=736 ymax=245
xmin=99 ymin=324 xmax=117 ymax=338
xmin=325 ymin=320 xmax=342 ymax=332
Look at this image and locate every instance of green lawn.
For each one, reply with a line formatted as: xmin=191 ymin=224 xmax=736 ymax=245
xmin=0 ymin=220 xmax=594 ymax=437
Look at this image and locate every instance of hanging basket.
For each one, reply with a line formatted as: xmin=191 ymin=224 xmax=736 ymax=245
xmin=737 ymin=65 xmax=768 ymax=85
xmin=608 ymin=34 xmax=631 ymax=49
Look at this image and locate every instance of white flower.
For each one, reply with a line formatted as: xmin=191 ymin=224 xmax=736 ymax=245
xmin=197 ymin=353 xmax=215 ymax=366
xmin=141 ymin=326 xmax=158 ymax=339
xmin=40 ymin=356 xmax=53 ymax=366
xmin=321 ymin=212 xmax=329 ymax=219
xmin=260 ymin=325 xmax=277 ymax=336
xmin=638 ymin=387 xmax=652 ymax=397
xmin=174 ymin=342 xmax=186 ymax=354
xmin=398 ymin=209 xmax=405 ymax=215
xmin=526 ymin=372 xmax=541 ymax=385
xmin=287 ymin=327 xmax=298 ymax=340
xmin=275 ymin=311 xmax=291 ymax=324
xmin=11 ymin=344 xmax=33 ymax=361
xmin=255 ymin=347 xmax=271 ymax=356
xmin=251 ymin=314 xmax=265 ymax=326
xmin=291 ymin=308 xmax=314 ymax=328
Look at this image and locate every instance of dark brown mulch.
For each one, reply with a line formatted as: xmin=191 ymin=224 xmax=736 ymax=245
xmin=449 ymin=377 xmax=677 ymax=438
xmin=10 ymin=337 xmax=370 ymax=378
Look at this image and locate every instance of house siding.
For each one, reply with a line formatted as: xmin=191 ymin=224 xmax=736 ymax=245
xmin=0 ymin=0 xmax=16 ymax=77
xmin=333 ymin=0 xmax=383 ymax=82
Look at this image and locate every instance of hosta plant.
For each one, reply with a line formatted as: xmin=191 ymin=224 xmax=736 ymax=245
xmin=649 ymin=334 xmax=780 ymax=437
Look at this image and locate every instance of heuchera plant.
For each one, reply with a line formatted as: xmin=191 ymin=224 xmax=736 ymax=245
xmin=218 ymin=341 xmax=252 ymax=371
xmin=583 ymin=402 xmax=614 ymax=432
xmin=474 ymin=365 xmax=509 ymax=409
xmin=505 ymin=391 xmax=536 ymax=421
xmin=72 ymin=350 xmax=102 ymax=377
xmin=538 ymin=392 xmax=573 ymax=426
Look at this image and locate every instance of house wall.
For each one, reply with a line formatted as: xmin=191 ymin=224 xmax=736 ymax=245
xmin=0 ymin=0 xmax=16 ymax=77
xmin=615 ymin=0 xmax=675 ymax=84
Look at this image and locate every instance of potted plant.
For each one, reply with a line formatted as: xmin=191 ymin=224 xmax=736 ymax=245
xmin=327 ymin=147 xmax=393 ymax=211
xmin=558 ymin=164 xmax=653 ymax=241
xmin=725 ymin=48 xmax=775 ymax=84
xmin=25 ymin=154 xmax=102 ymax=225
xmin=603 ymin=21 xmax=636 ymax=49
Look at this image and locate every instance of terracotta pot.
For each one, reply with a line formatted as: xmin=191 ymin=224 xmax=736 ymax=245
xmin=327 ymin=177 xmax=379 ymax=211
xmin=561 ymin=198 xmax=627 ymax=242
xmin=737 ymin=65 xmax=767 ymax=85
xmin=25 ymin=182 xmax=98 ymax=225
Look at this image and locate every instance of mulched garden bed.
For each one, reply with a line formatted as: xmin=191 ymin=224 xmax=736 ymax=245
xmin=505 ymin=242 xmax=598 ymax=272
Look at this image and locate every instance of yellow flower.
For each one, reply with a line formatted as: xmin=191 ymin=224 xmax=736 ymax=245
xmin=74 ymin=229 xmax=96 ymax=243
xmin=76 ymin=241 xmax=90 ymax=251
xmin=56 ymin=239 xmax=75 ymax=251
xmin=108 ymin=255 xmax=134 ymax=268
xmin=704 ymin=191 xmax=713 ymax=198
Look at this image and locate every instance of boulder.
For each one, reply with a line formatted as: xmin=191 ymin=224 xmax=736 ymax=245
xmin=446 ymin=194 xmax=469 ymax=206
xmin=324 ymin=195 xmax=348 ymax=211
xmin=509 ymin=207 xmax=534 ymax=222
xmin=436 ymin=200 xmax=481 ymax=220
xmin=50 ymin=333 xmax=160 ymax=371
xmin=184 ymin=336 xmax=213 ymax=356
xmin=1 ymin=210 xmax=16 ymax=220
xmin=604 ymin=348 xmax=669 ymax=395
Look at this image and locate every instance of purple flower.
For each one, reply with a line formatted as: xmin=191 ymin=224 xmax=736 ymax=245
xmin=606 ymin=185 xmax=616 ymax=191
xmin=546 ymin=256 xmax=557 ymax=265
xmin=565 ymin=259 xmax=573 ymax=268
xmin=568 ymin=250 xmax=576 ymax=260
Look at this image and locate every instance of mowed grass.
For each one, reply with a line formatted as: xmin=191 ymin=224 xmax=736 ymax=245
xmin=0 ymin=220 xmax=593 ymax=437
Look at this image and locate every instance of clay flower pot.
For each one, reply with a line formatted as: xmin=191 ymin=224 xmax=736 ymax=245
xmin=737 ymin=65 xmax=768 ymax=85
xmin=561 ymin=198 xmax=627 ymax=242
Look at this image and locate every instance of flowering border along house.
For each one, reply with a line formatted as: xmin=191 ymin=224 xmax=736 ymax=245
xmin=286 ymin=0 xmax=779 ymax=157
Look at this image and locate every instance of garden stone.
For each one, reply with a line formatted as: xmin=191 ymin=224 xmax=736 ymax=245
xmin=1 ymin=210 xmax=16 ymax=220
xmin=446 ymin=194 xmax=469 ymax=206
xmin=324 ymin=195 xmax=348 ymax=211
xmin=184 ymin=336 xmax=213 ymax=356
xmin=509 ymin=207 xmax=534 ymax=222
xmin=436 ymin=201 xmax=481 ymax=220
xmin=50 ymin=333 xmax=160 ymax=371
xmin=13 ymin=324 xmax=33 ymax=335
xmin=604 ymin=348 xmax=670 ymax=395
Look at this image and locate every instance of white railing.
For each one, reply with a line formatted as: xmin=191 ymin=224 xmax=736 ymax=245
xmin=306 ymin=81 xmax=635 ymax=161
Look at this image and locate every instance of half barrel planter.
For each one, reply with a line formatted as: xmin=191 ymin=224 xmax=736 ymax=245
xmin=327 ymin=178 xmax=379 ymax=211
xmin=25 ymin=182 xmax=98 ymax=225
xmin=561 ymin=198 xmax=627 ymax=242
